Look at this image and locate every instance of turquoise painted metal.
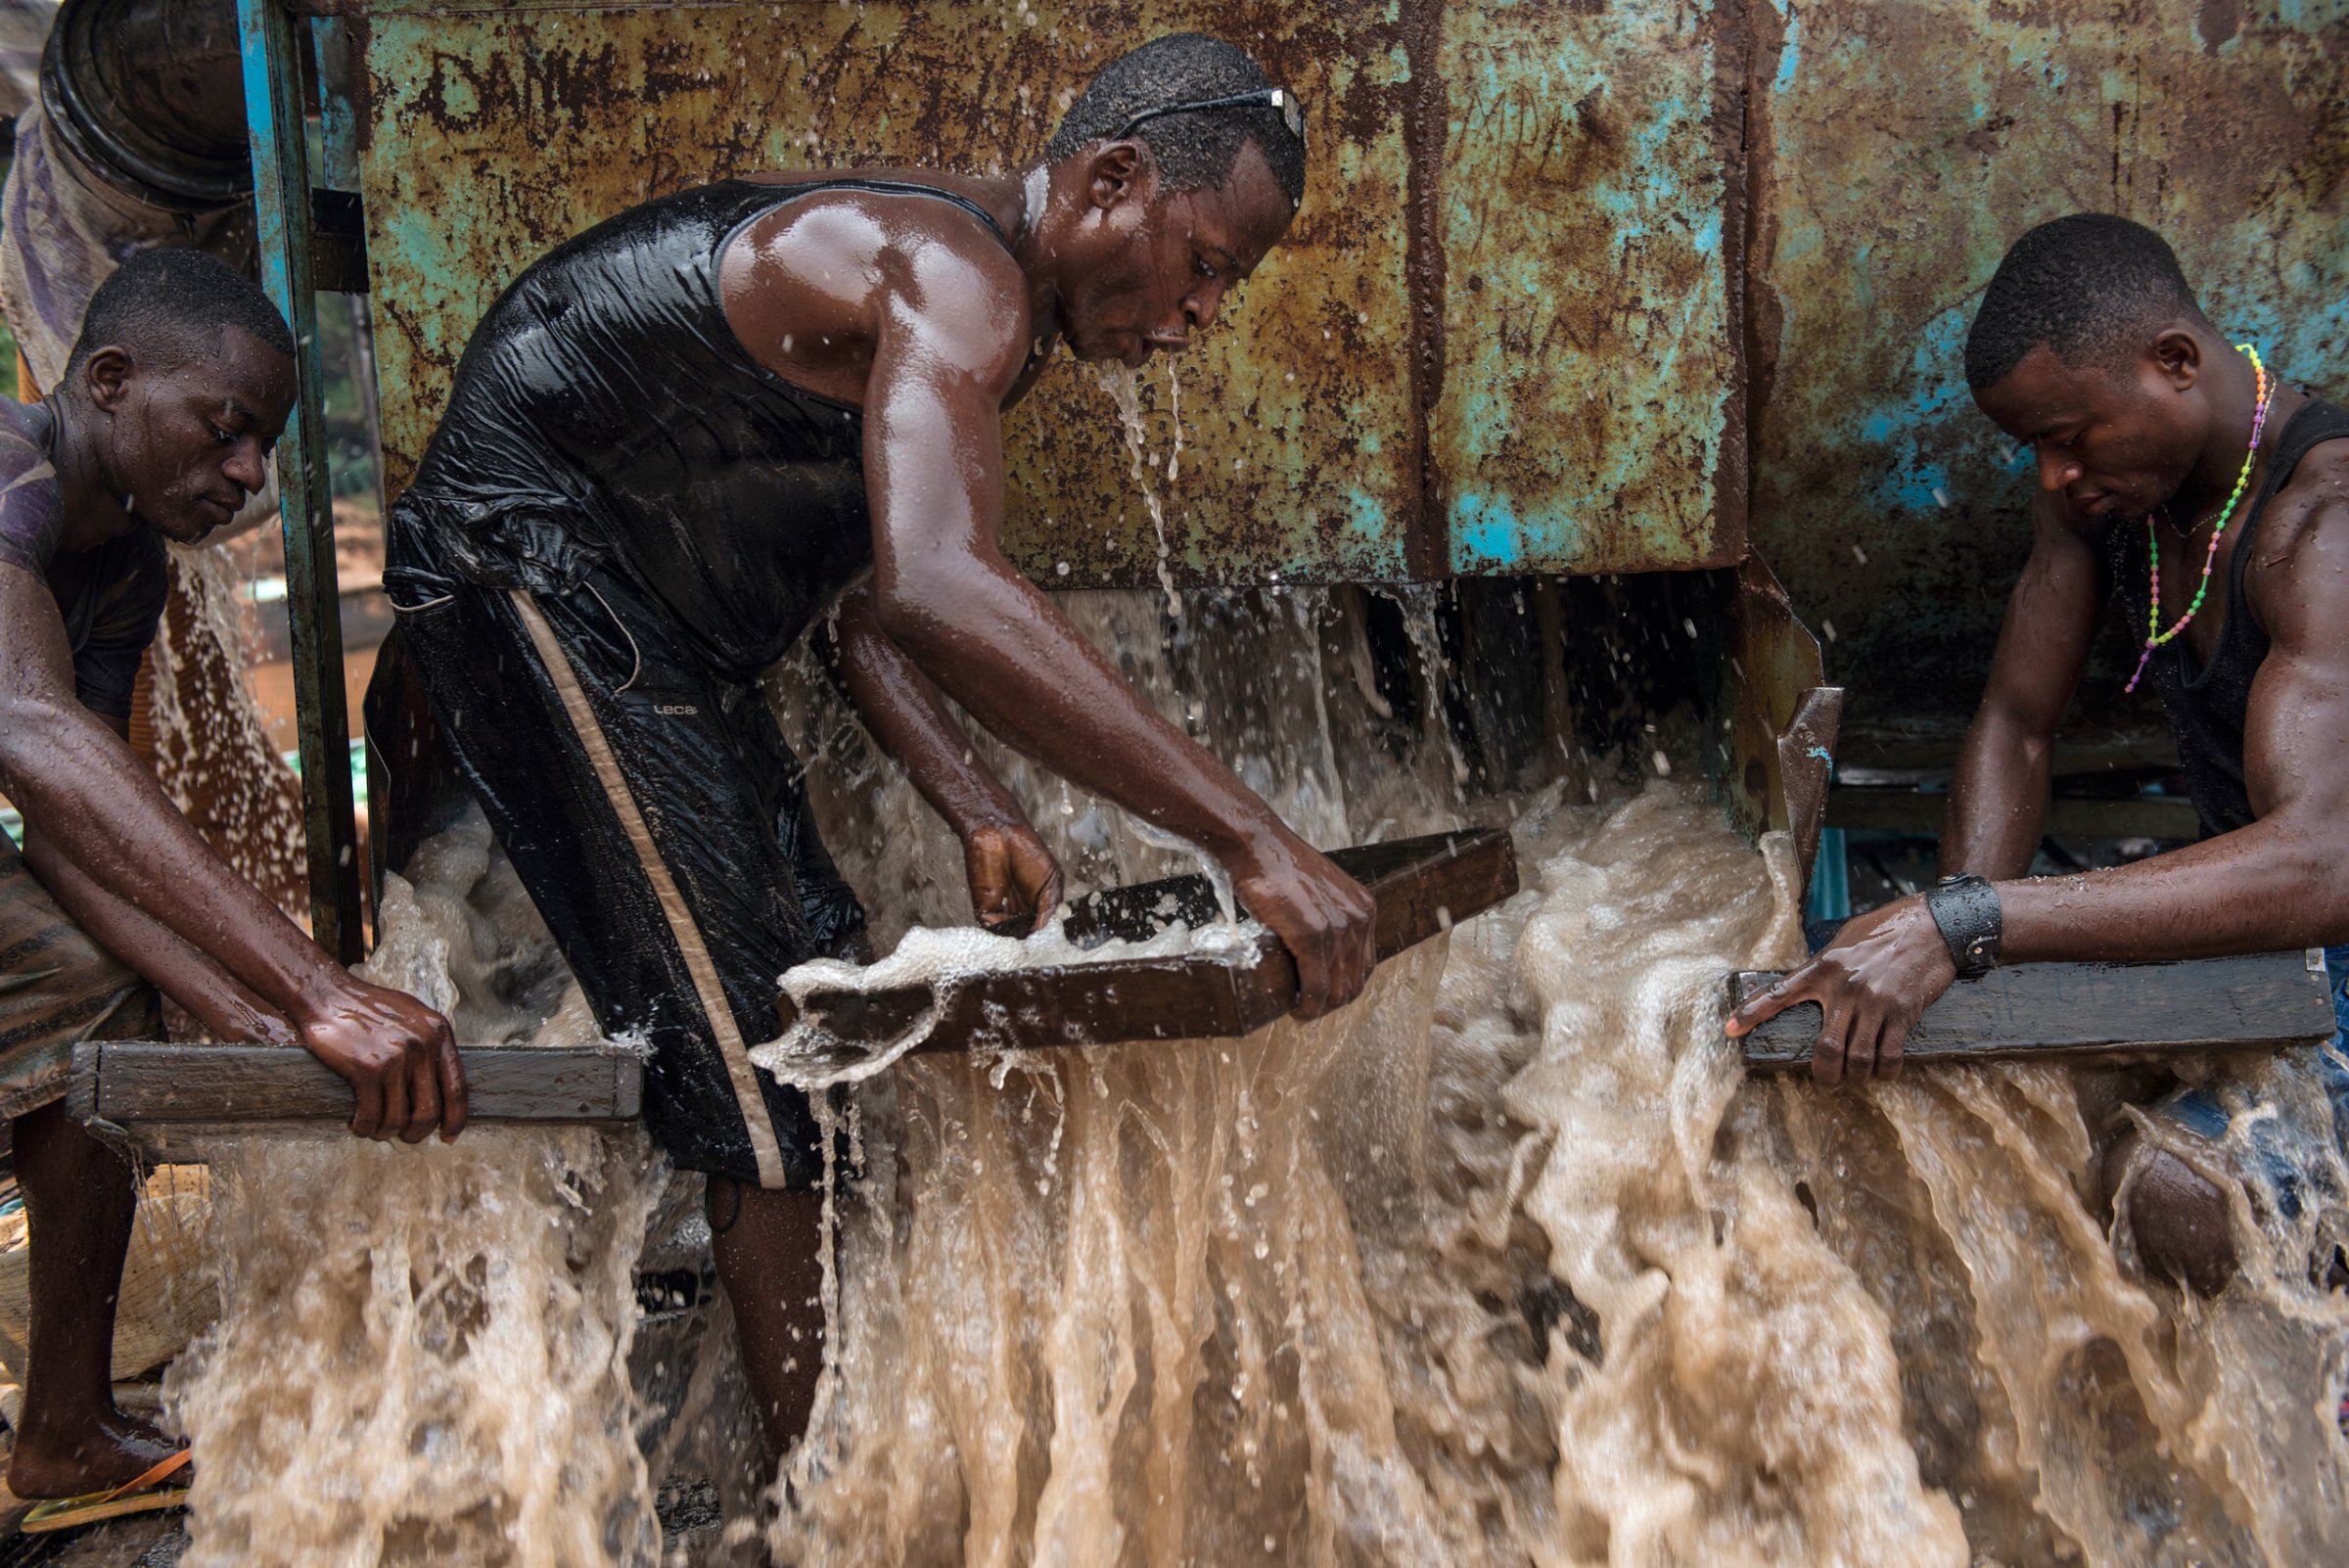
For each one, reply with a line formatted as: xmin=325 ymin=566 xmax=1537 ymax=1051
xmin=293 ymin=0 xmax=1747 ymax=586
xmin=238 ymin=0 xmax=362 ymax=959
xmin=244 ymin=0 xmax=2349 ymax=762
xmin=1433 ymin=2 xmax=1744 ymax=576
xmin=1744 ymin=0 xmax=2349 ymax=761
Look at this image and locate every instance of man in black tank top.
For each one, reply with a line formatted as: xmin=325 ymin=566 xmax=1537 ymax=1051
xmin=1733 ymin=215 xmax=2349 ymax=1292
xmin=383 ymin=34 xmax=1377 ymax=1457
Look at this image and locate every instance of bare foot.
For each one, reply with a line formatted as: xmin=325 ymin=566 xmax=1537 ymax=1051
xmin=8 ymin=1407 xmax=181 ymax=1499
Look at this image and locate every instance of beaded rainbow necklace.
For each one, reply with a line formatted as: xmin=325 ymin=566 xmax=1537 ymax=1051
xmin=2123 ymin=344 xmax=2272 ymax=694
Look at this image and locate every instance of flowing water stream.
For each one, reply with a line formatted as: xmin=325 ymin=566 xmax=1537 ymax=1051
xmin=155 ymin=569 xmax=2347 ymax=1562
xmin=759 ymin=586 xmax=2349 ymax=1566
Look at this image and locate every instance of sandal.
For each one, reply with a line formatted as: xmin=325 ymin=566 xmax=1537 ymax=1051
xmin=17 ymin=1449 xmax=191 ymax=1535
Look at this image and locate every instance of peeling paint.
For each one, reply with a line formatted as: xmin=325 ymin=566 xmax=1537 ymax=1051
xmin=321 ymin=0 xmax=2346 ymax=756
xmin=343 ymin=0 xmax=1742 ymax=587
xmin=1746 ymin=0 xmax=2349 ymax=753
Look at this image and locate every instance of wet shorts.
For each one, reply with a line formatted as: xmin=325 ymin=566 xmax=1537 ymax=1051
xmin=0 ymin=831 xmax=161 ymax=1120
xmin=385 ymin=514 xmax=866 ymax=1190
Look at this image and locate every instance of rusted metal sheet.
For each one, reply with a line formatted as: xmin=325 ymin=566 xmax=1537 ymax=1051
xmin=1744 ymin=0 xmax=2349 ymax=761
xmin=1433 ymin=1 xmax=1744 ymax=576
xmin=330 ymin=0 xmax=1743 ymax=585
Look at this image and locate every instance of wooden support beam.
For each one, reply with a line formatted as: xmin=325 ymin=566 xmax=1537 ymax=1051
xmin=1729 ymin=949 xmax=2336 ymax=1071
xmin=780 ymin=828 xmax=1519 ymax=1058
xmin=69 ymin=1042 xmax=642 ymax=1129
xmin=1824 ymin=786 xmax=2201 ymax=842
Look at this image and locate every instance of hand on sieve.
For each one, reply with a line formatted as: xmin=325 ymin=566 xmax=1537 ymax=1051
xmin=1232 ymin=829 xmax=1376 ymax=1021
xmin=296 ymin=977 xmax=470 ymax=1142
xmin=1724 ymin=895 xmax=1956 ymax=1085
xmin=964 ymin=817 xmax=1065 ymax=935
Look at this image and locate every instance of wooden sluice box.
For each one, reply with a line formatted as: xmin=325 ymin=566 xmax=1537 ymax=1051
xmin=69 ymin=829 xmax=1519 ymax=1142
xmin=1729 ymin=948 xmax=2338 ymax=1070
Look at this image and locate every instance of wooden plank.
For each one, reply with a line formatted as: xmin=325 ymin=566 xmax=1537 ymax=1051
xmin=1825 ymin=786 xmax=2201 ymax=843
xmin=70 ymin=1043 xmax=643 ymax=1128
xmin=783 ymin=828 xmax=1519 ymax=1054
xmin=1729 ymin=950 xmax=2336 ymax=1071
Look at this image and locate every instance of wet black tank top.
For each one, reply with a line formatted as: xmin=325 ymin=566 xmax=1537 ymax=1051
xmin=394 ymin=177 xmax=1017 ymax=677
xmin=2103 ymin=396 xmax=2349 ymax=837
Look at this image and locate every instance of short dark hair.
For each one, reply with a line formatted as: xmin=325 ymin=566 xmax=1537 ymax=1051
xmin=1048 ymin=34 xmax=1307 ymax=208
xmin=63 ymin=248 xmax=296 ymax=382
xmin=1963 ymin=214 xmax=2206 ymax=393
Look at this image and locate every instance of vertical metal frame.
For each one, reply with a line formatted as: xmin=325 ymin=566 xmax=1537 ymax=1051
xmin=238 ymin=0 xmax=362 ymax=960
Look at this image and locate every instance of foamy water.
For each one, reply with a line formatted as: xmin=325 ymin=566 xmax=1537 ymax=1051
xmin=764 ymin=591 xmax=2349 ymax=1566
xmin=167 ymin=815 xmax=662 ymax=1568
xmin=159 ymin=586 xmax=2349 ymax=1566
xmin=757 ymin=908 xmax=1265 ymax=1092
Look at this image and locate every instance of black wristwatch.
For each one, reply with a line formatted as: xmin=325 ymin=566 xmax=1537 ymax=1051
xmin=1924 ymin=874 xmax=2003 ymax=979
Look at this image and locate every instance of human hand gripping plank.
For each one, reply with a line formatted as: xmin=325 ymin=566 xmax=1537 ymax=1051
xmin=1725 ymin=894 xmax=1958 ymax=1084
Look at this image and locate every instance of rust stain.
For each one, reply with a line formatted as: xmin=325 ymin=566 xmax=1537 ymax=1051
xmin=1429 ymin=0 xmax=1742 ymax=575
xmin=1709 ymin=0 xmax=1752 ymax=562
xmin=2195 ymin=0 xmax=2241 ymax=54
xmin=1745 ymin=0 xmax=2349 ymax=757
xmin=347 ymin=0 xmax=1742 ymax=587
xmin=1400 ymin=0 xmax=1450 ymax=581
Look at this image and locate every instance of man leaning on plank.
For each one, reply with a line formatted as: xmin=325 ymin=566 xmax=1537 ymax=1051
xmin=0 ymin=249 xmax=463 ymax=1523
xmin=1731 ymin=215 xmax=2349 ymax=1295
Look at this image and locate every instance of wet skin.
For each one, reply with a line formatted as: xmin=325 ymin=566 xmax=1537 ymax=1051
xmin=1729 ymin=325 xmax=2349 ymax=1086
xmin=720 ymin=140 xmax=1376 ymax=1014
xmin=0 ymin=327 xmax=466 ymax=1496
xmin=699 ymin=138 xmax=1374 ymax=1464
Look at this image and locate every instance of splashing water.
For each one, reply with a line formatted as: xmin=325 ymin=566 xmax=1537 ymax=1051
xmin=1099 ymin=366 xmax=1184 ymax=622
xmin=144 ymin=543 xmax=308 ymax=916
xmin=756 ymin=913 xmax=1267 ymax=1093
xmin=165 ymin=590 xmax=2348 ymax=1566
xmin=763 ymin=590 xmax=2349 ymax=1566
xmin=168 ymin=811 xmax=662 ymax=1568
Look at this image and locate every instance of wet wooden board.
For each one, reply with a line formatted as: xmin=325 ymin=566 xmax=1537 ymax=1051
xmin=69 ymin=1042 xmax=642 ymax=1128
xmin=782 ymin=828 xmax=1519 ymax=1054
xmin=1728 ymin=950 xmax=2336 ymax=1071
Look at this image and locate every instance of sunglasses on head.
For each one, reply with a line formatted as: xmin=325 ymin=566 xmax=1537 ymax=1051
xmin=1114 ymin=87 xmax=1306 ymax=151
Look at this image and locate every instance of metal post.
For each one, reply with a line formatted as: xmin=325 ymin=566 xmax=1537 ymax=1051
xmin=237 ymin=0 xmax=362 ymax=961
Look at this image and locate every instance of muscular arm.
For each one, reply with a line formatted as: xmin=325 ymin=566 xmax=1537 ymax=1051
xmin=1997 ymin=492 xmax=2349 ymax=958
xmin=850 ymin=241 xmax=1373 ymax=1014
xmin=1732 ymin=487 xmax=2349 ymax=1082
xmin=22 ymin=710 xmax=299 ymax=1046
xmin=0 ymin=563 xmax=464 ymax=1136
xmin=25 ymin=830 xmax=299 ymax=1046
xmin=1940 ymin=496 xmax=2100 ymax=878
xmin=819 ymin=582 xmax=1063 ymax=927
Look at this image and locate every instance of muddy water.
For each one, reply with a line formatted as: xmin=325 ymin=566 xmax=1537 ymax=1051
xmin=768 ymin=588 xmax=2348 ymax=1567
xmin=167 ymin=814 xmax=662 ymax=1568
xmin=164 ymin=586 xmax=2348 ymax=1566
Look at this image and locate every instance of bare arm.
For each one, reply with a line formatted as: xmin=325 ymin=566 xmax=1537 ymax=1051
xmin=853 ymin=242 xmax=1373 ymax=1014
xmin=0 ymin=562 xmax=464 ymax=1138
xmin=22 ymin=706 xmax=299 ymax=1044
xmin=1940 ymin=495 xmax=2100 ymax=878
xmin=1733 ymin=487 xmax=2349 ymax=1083
xmin=24 ymin=823 xmax=299 ymax=1047
xmin=1997 ymin=492 xmax=2349 ymax=958
xmin=819 ymin=582 xmax=1063 ymax=928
